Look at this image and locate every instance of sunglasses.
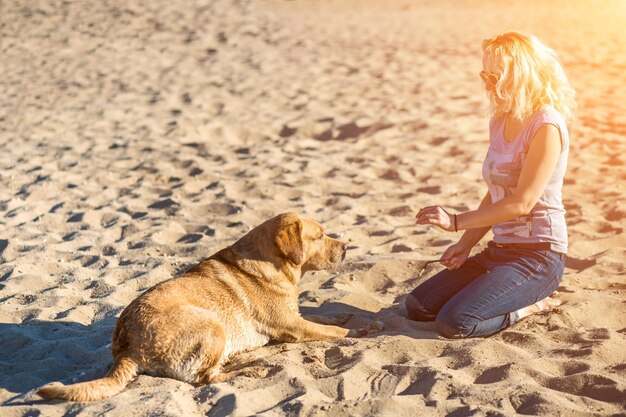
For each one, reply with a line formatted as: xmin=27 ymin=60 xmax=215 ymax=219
xmin=480 ymin=70 xmax=499 ymax=85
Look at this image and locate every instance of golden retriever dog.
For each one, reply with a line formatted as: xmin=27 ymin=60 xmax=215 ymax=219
xmin=37 ymin=212 xmax=382 ymax=402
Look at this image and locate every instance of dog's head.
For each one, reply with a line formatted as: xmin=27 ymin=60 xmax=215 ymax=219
xmin=271 ymin=212 xmax=347 ymax=272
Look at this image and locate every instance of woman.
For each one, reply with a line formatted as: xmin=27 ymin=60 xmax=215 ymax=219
xmin=407 ymin=31 xmax=576 ymax=339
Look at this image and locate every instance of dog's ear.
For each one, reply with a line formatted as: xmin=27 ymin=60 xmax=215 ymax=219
xmin=275 ymin=220 xmax=304 ymax=265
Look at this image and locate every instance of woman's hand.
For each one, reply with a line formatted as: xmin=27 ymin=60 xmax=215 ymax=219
xmin=440 ymin=242 xmax=472 ymax=270
xmin=415 ymin=206 xmax=455 ymax=231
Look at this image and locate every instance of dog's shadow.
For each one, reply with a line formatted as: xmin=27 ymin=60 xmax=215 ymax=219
xmin=0 ymin=312 xmax=118 ymax=405
xmin=299 ymin=296 xmax=440 ymax=340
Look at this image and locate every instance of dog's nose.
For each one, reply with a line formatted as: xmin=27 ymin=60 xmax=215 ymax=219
xmin=342 ymin=243 xmax=348 ymax=252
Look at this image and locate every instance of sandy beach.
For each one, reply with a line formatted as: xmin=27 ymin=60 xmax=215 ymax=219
xmin=1 ymin=0 xmax=625 ymax=415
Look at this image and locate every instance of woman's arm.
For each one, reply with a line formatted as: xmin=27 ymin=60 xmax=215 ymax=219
xmin=457 ymin=191 xmax=492 ymax=248
xmin=416 ymin=123 xmax=562 ymax=231
xmin=439 ymin=192 xmax=492 ymax=270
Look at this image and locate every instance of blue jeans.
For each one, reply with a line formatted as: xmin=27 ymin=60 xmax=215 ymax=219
xmin=405 ymin=245 xmax=565 ymax=338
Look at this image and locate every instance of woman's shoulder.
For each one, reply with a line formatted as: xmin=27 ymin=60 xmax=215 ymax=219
xmin=533 ymin=105 xmax=567 ymax=129
xmin=526 ymin=105 xmax=569 ymax=148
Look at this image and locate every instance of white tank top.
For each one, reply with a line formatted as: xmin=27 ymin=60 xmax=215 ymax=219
xmin=482 ymin=105 xmax=569 ymax=253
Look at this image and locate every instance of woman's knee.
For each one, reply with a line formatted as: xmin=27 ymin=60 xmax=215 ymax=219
xmin=435 ymin=310 xmax=473 ymax=339
xmin=404 ymin=294 xmax=436 ymax=322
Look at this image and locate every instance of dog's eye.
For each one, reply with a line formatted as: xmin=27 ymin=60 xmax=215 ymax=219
xmin=317 ymin=233 xmax=324 ymax=240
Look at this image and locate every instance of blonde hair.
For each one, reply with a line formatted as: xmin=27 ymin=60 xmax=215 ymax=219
xmin=482 ymin=31 xmax=576 ymax=121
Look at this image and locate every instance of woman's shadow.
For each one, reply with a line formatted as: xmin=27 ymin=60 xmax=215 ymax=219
xmin=0 ymin=311 xmax=119 ymax=406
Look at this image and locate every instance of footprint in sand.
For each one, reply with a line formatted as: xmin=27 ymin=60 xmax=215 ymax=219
xmin=544 ymin=373 xmax=625 ymax=404
xmin=551 ymin=347 xmax=594 ymax=358
xmin=148 ymin=198 xmax=178 ymax=210
xmin=560 ymin=360 xmax=591 ymax=376
xmin=388 ymin=205 xmax=412 ymax=217
xmin=49 ymin=202 xmax=64 ymax=213
xmin=416 ymin=185 xmax=441 ymax=194
xmin=81 ymin=255 xmax=103 ymax=268
xmin=396 ymin=367 xmax=440 ymax=397
xmin=428 ymin=239 xmax=453 ymax=247
xmin=132 ymin=211 xmax=148 ymax=219
xmin=564 ymin=201 xmax=583 ymax=225
xmin=510 ymin=392 xmax=551 ymax=415
xmin=597 ymin=221 xmax=623 ymax=234
xmin=0 ymin=267 xmax=13 ymax=282
xmin=323 ymin=346 xmax=360 ymax=373
xmin=586 ymin=327 xmax=611 ymax=340
xmin=11 ymin=293 xmax=37 ymax=305
xmin=99 ymin=213 xmax=119 ymax=229
xmin=379 ymin=169 xmax=402 ymax=182
xmin=429 ymin=136 xmax=449 ymax=146
xmin=474 ymin=363 xmax=523 ymax=384
xmin=87 ymin=279 xmax=115 ymax=298
xmin=370 ymin=230 xmax=393 ymax=237
xmin=67 ymin=212 xmax=84 ymax=222
xmin=177 ymin=233 xmax=203 ymax=244
xmin=360 ymin=371 xmax=399 ymax=399
xmin=391 ymin=244 xmax=412 ymax=253
xmin=102 ymin=246 xmax=116 ymax=256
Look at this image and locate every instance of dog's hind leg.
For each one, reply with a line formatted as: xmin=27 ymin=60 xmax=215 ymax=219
xmin=192 ymin=331 xmax=227 ymax=384
xmin=156 ymin=307 xmax=229 ymax=384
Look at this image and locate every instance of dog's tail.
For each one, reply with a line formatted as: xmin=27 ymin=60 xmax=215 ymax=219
xmin=37 ymin=356 xmax=138 ymax=402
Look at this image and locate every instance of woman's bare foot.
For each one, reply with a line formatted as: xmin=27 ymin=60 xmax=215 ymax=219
xmin=516 ymin=293 xmax=562 ymax=320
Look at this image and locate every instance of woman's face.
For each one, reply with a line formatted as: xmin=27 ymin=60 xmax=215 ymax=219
xmin=481 ymin=54 xmax=499 ymax=93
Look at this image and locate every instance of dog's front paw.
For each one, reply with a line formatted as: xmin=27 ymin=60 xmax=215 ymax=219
xmin=349 ymin=320 xmax=384 ymax=338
